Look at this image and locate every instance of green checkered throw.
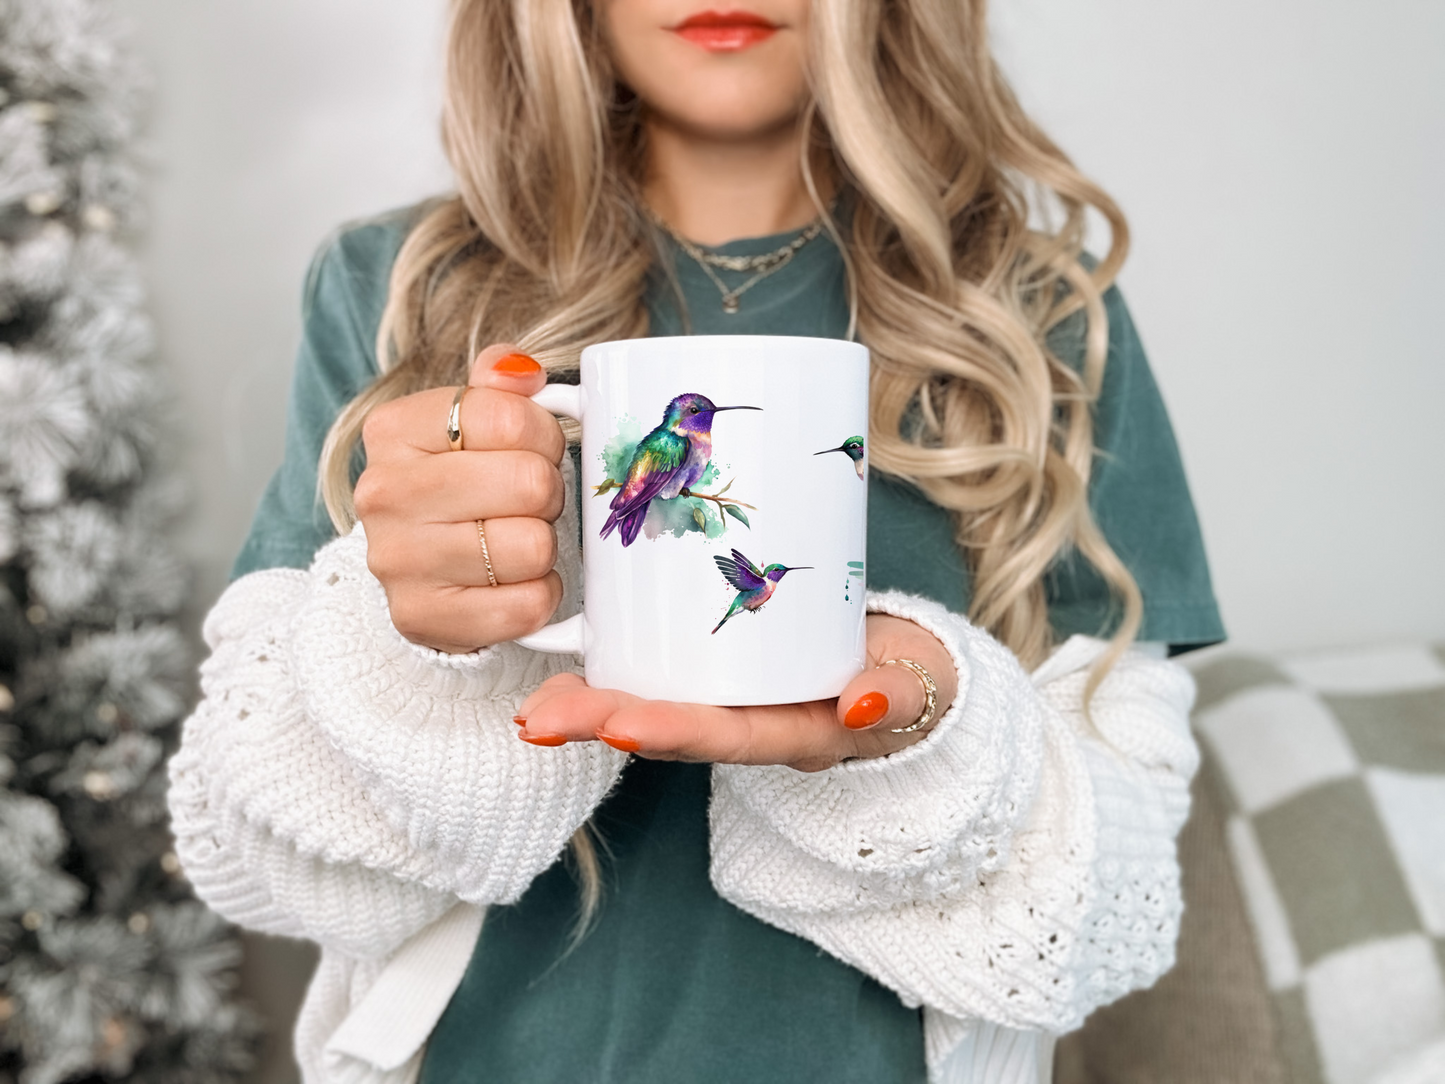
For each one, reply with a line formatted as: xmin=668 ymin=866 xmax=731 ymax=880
xmin=1192 ymin=643 xmax=1445 ymax=1084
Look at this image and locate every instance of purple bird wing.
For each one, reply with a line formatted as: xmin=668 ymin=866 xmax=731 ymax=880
xmin=608 ymin=429 xmax=689 ymax=518
xmin=714 ymin=549 xmax=767 ymax=592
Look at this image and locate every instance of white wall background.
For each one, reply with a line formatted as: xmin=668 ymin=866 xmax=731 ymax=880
xmin=993 ymin=0 xmax=1445 ymax=651
xmin=127 ymin=0 xmax=1443 ymax=650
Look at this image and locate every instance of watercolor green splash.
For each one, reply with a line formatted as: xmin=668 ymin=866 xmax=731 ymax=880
xmin=599 ymin=416 xmax=644 ymax=482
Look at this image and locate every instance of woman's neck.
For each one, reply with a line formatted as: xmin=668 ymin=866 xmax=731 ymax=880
xmin=642 ymin=114 xmax=827 ymax=247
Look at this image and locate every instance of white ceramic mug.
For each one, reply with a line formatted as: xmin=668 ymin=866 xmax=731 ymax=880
xmin=517 ymin=335 xmax=869 ymax=706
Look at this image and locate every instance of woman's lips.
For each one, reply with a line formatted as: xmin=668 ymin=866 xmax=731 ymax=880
xmin=670 ymin=10 xmax=779 ymax=51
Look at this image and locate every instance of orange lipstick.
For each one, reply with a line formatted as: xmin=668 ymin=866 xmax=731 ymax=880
xmin=671 ymin=10 xmax=778 ymax=51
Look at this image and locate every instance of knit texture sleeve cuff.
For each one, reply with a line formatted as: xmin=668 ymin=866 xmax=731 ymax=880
xmin=281 ymin=460 xmax=625 ymax=904
xmin=285 ymin=530 xmax=625 ymax=905
xmin=708 ymin=591 xmax=1201 ymax=1036
xmin=711 ymin=589 xmax=1046 ymax=910
xmin=168 ymin=464 xmax=625 ymax=949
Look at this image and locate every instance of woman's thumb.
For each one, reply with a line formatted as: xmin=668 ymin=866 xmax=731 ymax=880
xmin=469 ymin=343 xmax=546 ymax=394
xmin=835 ymin=616 xmax=957 ymax=733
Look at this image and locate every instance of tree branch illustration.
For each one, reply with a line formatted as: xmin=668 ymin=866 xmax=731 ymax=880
xmin=592 ymin=476 xmax=755 ymax=530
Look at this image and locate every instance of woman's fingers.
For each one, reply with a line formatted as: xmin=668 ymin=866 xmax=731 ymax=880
xmin=459 ymin=355 xmax=564 ymax=460
xmin=362 ymin=383 xmax=566 ymax=464
xmin=450 ymin=517 xmax=558 ymax=585
xmin=354 ymin=344 xmax=571 ymax=654
xmin=354 ymin=448 xmax=565 ymax=525
xmin=835 ymin=658 xmax=933 ymax=732
xmin=468 ymin=342 xmax=549 ymax=396
xmin=833 ymin=613 xmax=959 ymax=747
xmin=516 ymin=675 xmax=639 ymax=745
xmin=360 ymin=343 xmax=560 ymax=464
xmin=513 ymin=614 xmax=960 ymax=769
xmin=368 ymin=516 xmax=558 ymax=588
xmin=636 ymin=699 xmax=844 ymax=768
xmin=517 ymin=685 xmax=851 ymax=769
xmin=384 ymin=572 xmax=564 ymax=653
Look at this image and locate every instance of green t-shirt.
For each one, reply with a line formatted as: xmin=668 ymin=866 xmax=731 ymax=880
xmin=234 ymin=208 xmax=1223 ymax=1084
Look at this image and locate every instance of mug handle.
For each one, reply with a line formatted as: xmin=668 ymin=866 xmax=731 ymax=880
xmin=514 ymin=383 xmax=587 ymax=656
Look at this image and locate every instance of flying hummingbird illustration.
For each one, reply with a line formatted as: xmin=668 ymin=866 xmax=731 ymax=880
xmin=711 ymin=548 xmax=812 ymax=634
xmin=601 ymin=393 xmax=760 ymax=546
xmin=815 ymin=435 xmax=866 ymax=479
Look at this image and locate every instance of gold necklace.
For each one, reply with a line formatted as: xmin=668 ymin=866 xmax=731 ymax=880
xmin=648 ymin=210 xmax=824 ymax=314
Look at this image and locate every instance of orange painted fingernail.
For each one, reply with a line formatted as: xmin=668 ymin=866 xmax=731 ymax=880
xmin=596 ymin=731 xmax=641 ymax=753
xmin=493 ymin=352 xmax=541 ymax=374
xmin=519 ymin=732 xmax=567 ymax=747
xmin=512 ymin=716 xmax=527 ymax=727
xmin=844 ymin=692 xmax=890 ymax=730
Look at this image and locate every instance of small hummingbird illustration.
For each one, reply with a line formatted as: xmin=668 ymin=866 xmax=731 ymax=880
xmin=601 ymin=393 xmax=760 ymax=546
xmin=711 ymin=548 xmax=812 ymax=634
xmin=815 ymin=435 xmax=866 ymax=479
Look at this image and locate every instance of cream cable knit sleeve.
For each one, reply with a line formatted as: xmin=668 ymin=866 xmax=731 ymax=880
xmin=167 ymin=468 xmax=628 ymax=961
xmin=709 ymin=589 xmax=1199 ymax=1076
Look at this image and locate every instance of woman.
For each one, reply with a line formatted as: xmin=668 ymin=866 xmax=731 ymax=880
xmin=167 ymin=0 xmax=1223 ymax=1079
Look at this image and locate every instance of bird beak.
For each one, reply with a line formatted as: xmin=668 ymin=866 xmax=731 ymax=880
xmin=813 ymin=446 xmax=843 ymax=456
xmin=783 ymin=566 xmax=814 ymax=571
xmin=711 ymin=405 xmax=762 ymax=412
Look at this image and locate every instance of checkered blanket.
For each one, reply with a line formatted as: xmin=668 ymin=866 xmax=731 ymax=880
xmin=1192 ymin=643 xmax=1445 ymax=1084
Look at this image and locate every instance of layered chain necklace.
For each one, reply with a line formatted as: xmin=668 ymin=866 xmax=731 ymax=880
xmin=647 ymin=209 xmax=824 ymax=314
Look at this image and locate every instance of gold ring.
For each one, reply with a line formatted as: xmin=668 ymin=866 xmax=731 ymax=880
xmin=477 ymin=519 xmax=498 ymax=587
xmin=881 ymin=658 xmax=938 ymax=733
xmin=447 ymin=385 xmax=470 ymax=451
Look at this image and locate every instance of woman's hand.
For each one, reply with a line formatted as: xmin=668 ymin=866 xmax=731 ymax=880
xmin=353 ymin=344 xmax=566 ymax=653
xmin=515 ymin=613 xmax=959 ymax=771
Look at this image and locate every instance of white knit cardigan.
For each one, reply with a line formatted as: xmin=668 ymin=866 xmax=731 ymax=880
xmin=166 ymin=469 xmax=1200 ymax=1084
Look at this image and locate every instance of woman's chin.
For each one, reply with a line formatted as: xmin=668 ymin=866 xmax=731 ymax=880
xmin=643 ymin=92 xmax=808 ymax=145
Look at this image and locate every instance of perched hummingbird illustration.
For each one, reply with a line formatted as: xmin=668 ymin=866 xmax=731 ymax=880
xmin=711 ymin=548 xmax=811 ymax=634
xmin=601 ymin=393 xmax=760 ymax=546
xmin=815 ymin=435 xmax=866 ymax=479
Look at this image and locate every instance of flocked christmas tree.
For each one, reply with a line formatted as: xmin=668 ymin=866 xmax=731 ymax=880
xmin=0 ymin=1 xmax=260 ymax=1080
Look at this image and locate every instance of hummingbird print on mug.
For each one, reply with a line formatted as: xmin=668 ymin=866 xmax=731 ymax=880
xmin=594 ymin=392 xmax=759 ymax=545
xmin=815 ymin=435 xmax=866 ymax=479
xmin=711 ymin=548 xmax=811 ymax=634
